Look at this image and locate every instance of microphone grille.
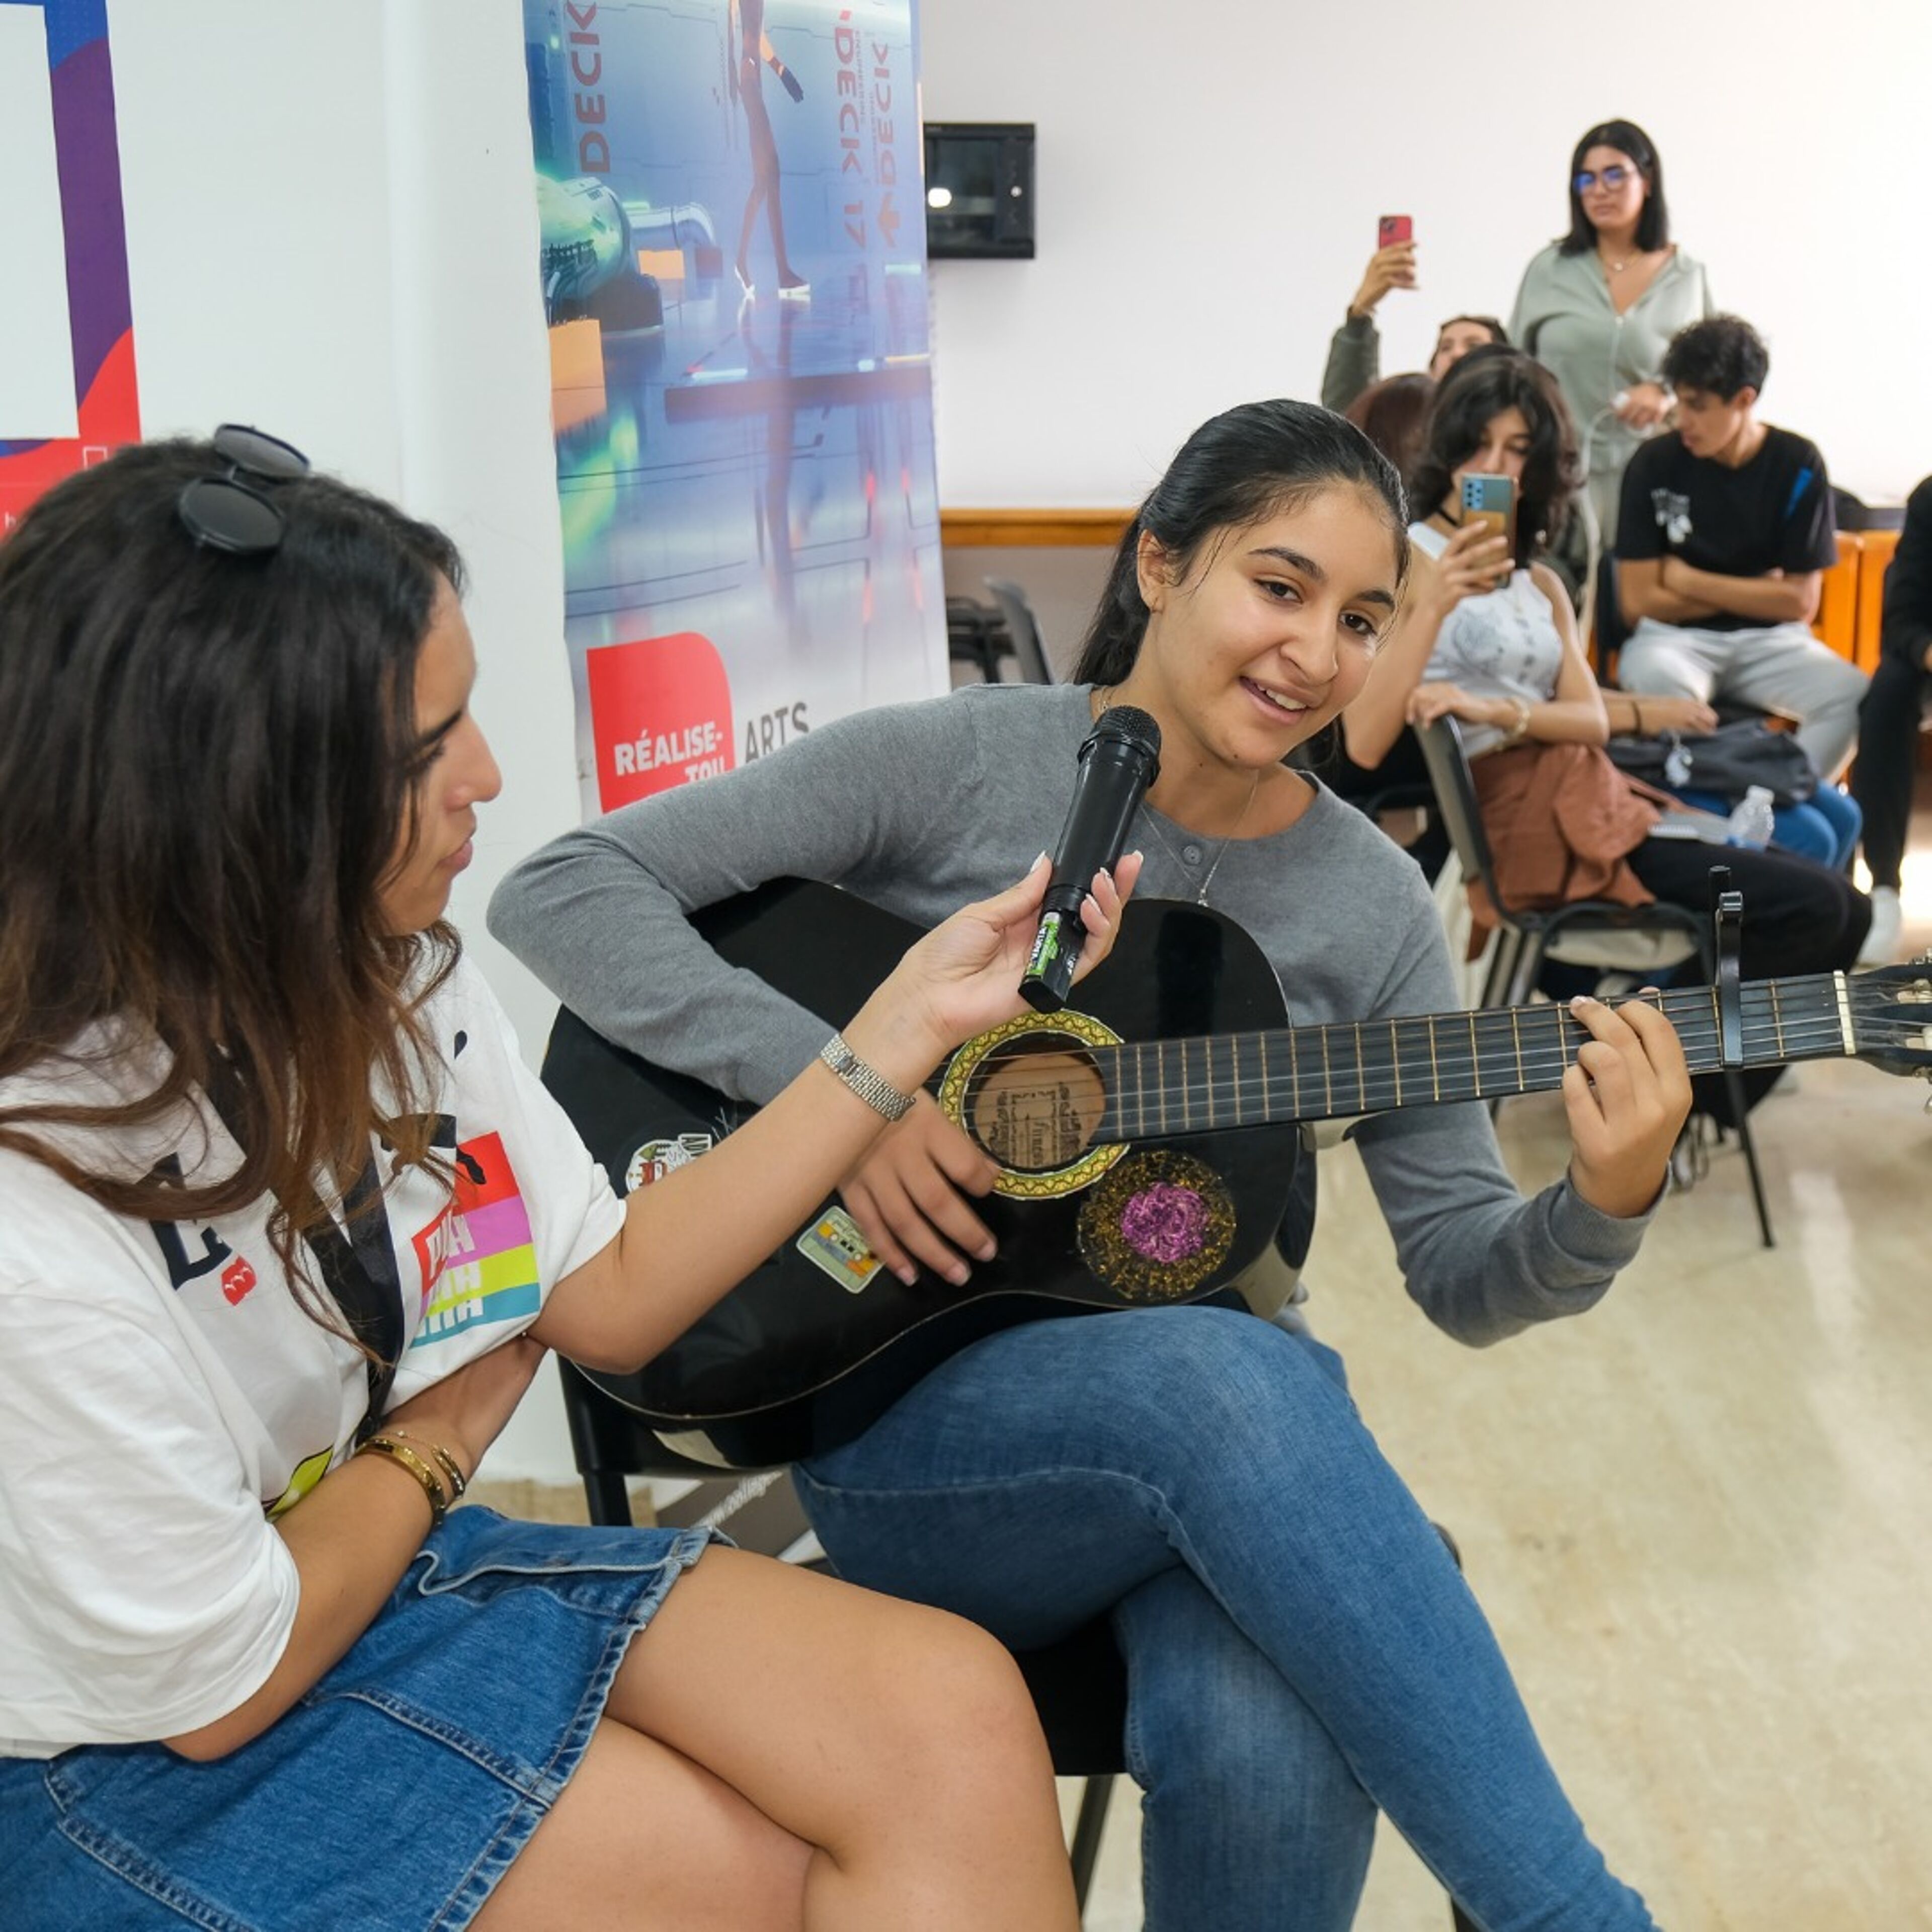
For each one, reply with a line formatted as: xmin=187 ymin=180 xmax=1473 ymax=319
xmin=1091 ymin=703 xmax=1162 ymax=761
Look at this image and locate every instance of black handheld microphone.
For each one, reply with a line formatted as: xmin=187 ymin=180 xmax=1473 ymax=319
xmin=1018 ymin=705 xmax=1161 ymax=1013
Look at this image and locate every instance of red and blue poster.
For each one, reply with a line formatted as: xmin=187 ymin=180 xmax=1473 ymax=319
xmin=0 ymin=0 xmax=139 ymax=529
xmin=522 ymin=0 xmax=947 ymax=816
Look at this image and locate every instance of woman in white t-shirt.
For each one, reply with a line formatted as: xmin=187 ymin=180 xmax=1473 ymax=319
xmin=0 ymin=432 xmax=1135 ymax=1931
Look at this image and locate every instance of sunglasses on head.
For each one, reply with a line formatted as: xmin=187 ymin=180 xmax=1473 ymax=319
xmin=176 ymin=424 xmax=311 ymax=556
xmin=1573 ymin=164 xmax=1635 ymax=194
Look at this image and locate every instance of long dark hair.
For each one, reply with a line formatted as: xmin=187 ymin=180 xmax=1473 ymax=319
xmin=1072 ymin=399 xmax=1409 ymax=686
xmin=1558 ymin=118 xmax=1670 ymax=255
xmin=0 ymin=437 xmax=465 ymax=1326
xmin=1410 ymin=349 xmax=1584 ymax=567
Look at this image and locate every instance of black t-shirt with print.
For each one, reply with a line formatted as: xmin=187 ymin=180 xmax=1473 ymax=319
xmin=1616 ymin=426 xmax=1837 ymax=633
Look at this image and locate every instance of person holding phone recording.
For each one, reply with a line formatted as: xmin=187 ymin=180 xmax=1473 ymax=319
xmin=1321 ymin=217 xmax=1507 ymax=416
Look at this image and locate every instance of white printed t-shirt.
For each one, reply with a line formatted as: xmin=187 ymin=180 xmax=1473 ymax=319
xmin=0 ymin=955 xmax=624 ymax=1757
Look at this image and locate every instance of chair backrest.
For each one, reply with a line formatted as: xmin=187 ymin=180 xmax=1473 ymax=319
xmin=1414 ymin=716 xmax=1511 ymax=920
xmin=1592 ymin=551 xmax=1627 ymax=675
xmin=983 ymin=577 xmax=1054 ymax=683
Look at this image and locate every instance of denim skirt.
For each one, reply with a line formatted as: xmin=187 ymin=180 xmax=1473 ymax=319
xmin=2 ymin=1507 xmax=718 ymax=1931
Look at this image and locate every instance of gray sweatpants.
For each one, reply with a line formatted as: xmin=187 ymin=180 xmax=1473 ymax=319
xmin=1617 ymin=617 xmax=1870 ymax=780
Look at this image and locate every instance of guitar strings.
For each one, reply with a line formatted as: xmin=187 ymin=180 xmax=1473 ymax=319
xmin=943 ymin=976 xmax=1923 ymax=1129
xmin=956 ymin=984 xmax=1875 ymax=1085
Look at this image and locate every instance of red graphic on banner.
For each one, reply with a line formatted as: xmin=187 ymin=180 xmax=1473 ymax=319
xmin=0 ymin=10 xmax=141 ymax=531
xmin=586 ymin=632 xmax=737 ymax=810
xmin=0 ymin=330 xmax=139 ymax=529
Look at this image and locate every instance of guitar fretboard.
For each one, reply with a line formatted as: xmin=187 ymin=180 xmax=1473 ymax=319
xmin=1082 ymin=973 xmax=1862 ymax=1138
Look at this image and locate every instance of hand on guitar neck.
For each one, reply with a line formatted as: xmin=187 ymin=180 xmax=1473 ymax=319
xmin=1558 ymin=993 xmax=1694 ymax=1220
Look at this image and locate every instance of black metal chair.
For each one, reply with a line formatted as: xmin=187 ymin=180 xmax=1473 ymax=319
xmin=944 ymin=594 xmax=1010 ymax=683
xmin=1415 ymin=714 xmax=1775 ymax=1246
xmin=1591 ymin=551 xmax=1628 ymax=680
xmin=983 ymin=577 xmax=1056 ymax=683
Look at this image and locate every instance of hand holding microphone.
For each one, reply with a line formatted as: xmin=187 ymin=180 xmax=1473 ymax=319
xmin=1020 ymin=706 xmax=1162 ymax=1013
xmin=827 ymin=715 xmax=1154 ymax=1287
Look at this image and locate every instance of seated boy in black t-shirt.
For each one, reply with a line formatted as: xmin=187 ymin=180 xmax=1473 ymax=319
xmin=1613 ymin=313 xmax=1869 ymax=781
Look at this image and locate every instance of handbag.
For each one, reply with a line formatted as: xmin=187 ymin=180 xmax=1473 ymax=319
xmin=1604 ymin=717 xmax=1817 ymax=809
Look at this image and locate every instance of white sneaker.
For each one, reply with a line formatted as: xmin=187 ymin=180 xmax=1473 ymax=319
xmin=1858 ymin=886 xmax=1902 ymax=968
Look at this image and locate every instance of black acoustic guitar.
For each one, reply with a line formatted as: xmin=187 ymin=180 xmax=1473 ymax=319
xmin=539 ymin=879 xmax=1932 ymax=1470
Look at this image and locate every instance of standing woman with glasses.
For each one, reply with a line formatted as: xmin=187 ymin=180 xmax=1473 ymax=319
xmin=0 ymin=431 xmax=1131 ymax=1931
xmin=1511 ymin=119 xmax=1713 ymax=556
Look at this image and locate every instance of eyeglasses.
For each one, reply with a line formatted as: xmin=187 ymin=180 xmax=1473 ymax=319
xmin=176 ymin=424 xmax=311 ymax=555
xmin=1573 ymin=164 xmax=1635 ymax=195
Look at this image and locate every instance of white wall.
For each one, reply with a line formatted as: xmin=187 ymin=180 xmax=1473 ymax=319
xmin=920 ymin=0 xmax=1932 ymax=509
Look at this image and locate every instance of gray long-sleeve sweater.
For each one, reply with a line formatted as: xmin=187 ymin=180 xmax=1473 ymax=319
xmin=489 ymin=681 xmax=1648 ymax=1347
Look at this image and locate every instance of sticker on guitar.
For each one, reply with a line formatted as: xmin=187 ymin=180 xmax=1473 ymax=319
xmin=625 ymin=1132 xmax=716 ymax=1191
xmin=795 ymin=1206 xmax=888 ymax=1294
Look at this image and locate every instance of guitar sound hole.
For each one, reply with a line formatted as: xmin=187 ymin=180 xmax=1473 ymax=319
xmin=967 ymin=1038 xmax=1106 ymax=1173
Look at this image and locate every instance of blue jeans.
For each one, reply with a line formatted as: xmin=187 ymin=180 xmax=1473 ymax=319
xmin=797 ymin=1306 xmax=1655 ymax=1932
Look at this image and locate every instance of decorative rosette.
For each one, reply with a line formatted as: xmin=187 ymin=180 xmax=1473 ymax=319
xmin=1077 ymin=1149 xmax=1236 ymax=1302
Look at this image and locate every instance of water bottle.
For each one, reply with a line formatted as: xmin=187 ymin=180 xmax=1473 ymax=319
xmin=1725 ymin=784 xmax=1776 ymax=850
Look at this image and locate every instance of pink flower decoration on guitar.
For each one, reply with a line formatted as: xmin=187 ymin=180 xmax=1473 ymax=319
xmin=1119 ymin=1182 xmax=1209 ymax=1263
xmin=1077 ymin=1148 xmax=1234 ymax=1301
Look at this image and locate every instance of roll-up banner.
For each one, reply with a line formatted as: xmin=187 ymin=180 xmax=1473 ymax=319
xmin=522 ymin=0 xmax=948 ymax=819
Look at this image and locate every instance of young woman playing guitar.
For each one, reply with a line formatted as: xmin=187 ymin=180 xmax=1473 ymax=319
xmin=494 ymin=399 xmax=1690 ymax=1931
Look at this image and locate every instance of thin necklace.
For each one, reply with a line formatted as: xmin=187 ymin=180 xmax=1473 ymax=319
xmin=1143 ymin=773 xmax=1262 ymax=907
xmin=1091 ymin=686 xmax=1263 ymax=906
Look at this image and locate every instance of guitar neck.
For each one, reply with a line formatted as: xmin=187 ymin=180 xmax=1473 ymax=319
xmin=1088 ymin=972 xmax=1861 ymax=1136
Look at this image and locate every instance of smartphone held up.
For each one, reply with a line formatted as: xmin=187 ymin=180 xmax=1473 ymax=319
xmin=1378 ymin=213 xmax=1414 ymax=250
xmin=1460 ymin=473 xmax=1516 ymax=585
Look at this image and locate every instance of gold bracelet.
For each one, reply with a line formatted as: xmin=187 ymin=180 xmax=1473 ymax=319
xmin=384 ymin=1428 xmax=469 ymax=1503
xmin=1501 ymin=697 xmax=1532 ymax=745
xmin=357 ymin=1434 xmax=450 ymax=1525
